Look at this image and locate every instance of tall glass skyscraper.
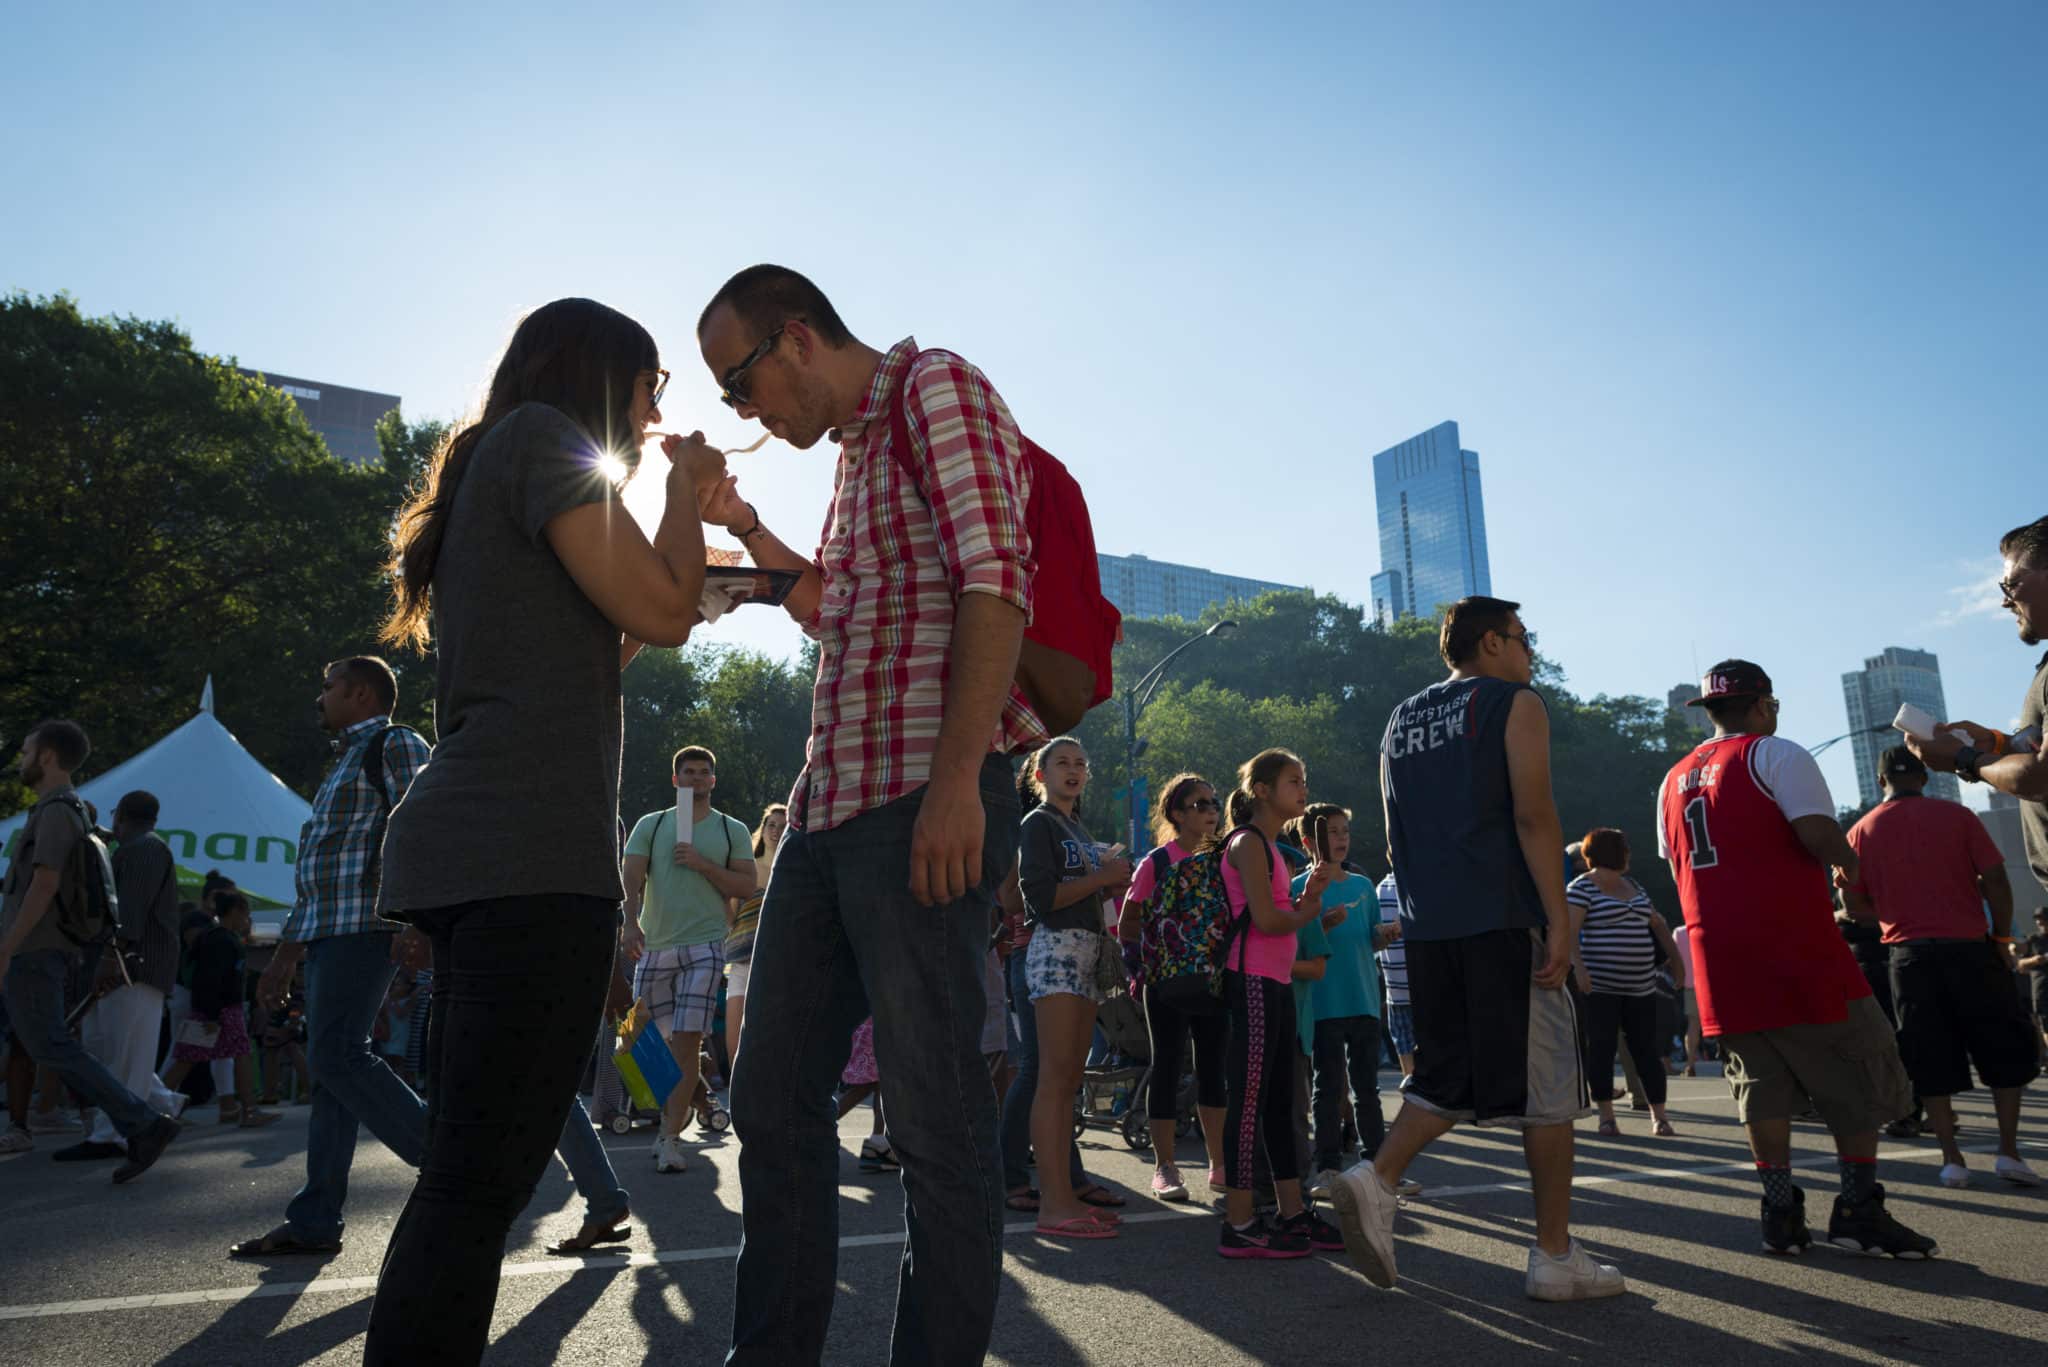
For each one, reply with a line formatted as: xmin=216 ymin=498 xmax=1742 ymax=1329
xmin=1841 ymin=646 xmax=1961 ymax=805
xmin=1369 ymin=421 xmax=1492 ymax=623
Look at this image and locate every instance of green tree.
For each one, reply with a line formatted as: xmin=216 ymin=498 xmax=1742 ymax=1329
xmin=616 ymin=645 xmax=812 ymax=834
xmin=0 ymin=293 xmax=428 ymax=808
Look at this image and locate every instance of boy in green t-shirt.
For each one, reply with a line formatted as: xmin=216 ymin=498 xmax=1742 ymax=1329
xmin=623 ymin=746 xmax=755 ymax=1173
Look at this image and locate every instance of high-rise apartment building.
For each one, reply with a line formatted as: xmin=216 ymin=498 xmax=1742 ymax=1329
xmin=1096 ymin=553 xmax=1300 ymax=622
xmin=1841 ymin=647 xmax=1961 ymax=805
xmin=239 ymin=368 xmax=401 ymax=466
xmin=1667 ymin=684 xmax=1714 ymax=738
xmin=1370 ymin=420 xmax=1492 ymax=621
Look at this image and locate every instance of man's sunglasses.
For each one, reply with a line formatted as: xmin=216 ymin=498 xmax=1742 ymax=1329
xmin=719 ymin=326 xmax=785 ymax=410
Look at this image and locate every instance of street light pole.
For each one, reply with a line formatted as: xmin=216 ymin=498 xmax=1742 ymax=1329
xmin=1124 ymin=620 xmax=1238 ymax=850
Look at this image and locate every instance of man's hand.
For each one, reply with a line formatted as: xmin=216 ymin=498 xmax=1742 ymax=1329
xmin=257 ymin=959 xmax=292 ymax=1012
xmin=622 ymin=920 xmax=646 ymax=962
xmin=1943 ymin=720 xmax=2002 ymax=752
xmin=92 ymin=954 xmax=126 ymax=997
xmin=1573 ymin=963 xmax=1592 ymax=996
xmin=390 ymin=927 xmax=430 ymax=973
xmin=1903 ymin=728 xmax=1966 ymax=772
xmin=910 ymin=776 xmax=983 ymax=908
xmin=674 ymin=842 xmax=713 ymax=873
xmin=699 ymin=473 xmax=750 ymax=532
xmin=1534 ymin=935 xmax=1573 ymax=990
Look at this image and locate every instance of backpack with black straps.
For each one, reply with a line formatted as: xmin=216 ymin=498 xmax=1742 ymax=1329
xmin=887 ymin=351 xmax=1123 ymax=735
xmin=40 ymin=793 xmax=120 ymax=950
xmin=358 ymin=723 xmax=429 ymax=899
xmin=1133 ymin=825 xmax=1266 ymax=1000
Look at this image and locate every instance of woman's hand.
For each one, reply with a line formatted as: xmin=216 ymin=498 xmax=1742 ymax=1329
xmin=661 ymin=432 xmax=728 ymax=500
xmin=1094 ymin=853 xmax=1134 ymax=892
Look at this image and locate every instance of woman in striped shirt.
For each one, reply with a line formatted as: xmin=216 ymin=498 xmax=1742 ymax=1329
xmin=1569 ymin=829 xmax=1683 ymax=1137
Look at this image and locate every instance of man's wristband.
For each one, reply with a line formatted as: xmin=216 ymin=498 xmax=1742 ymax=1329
xmin=1954 ymin=745 xmax=1985 ymax=782
xmin=731 ymin=502 xmax=765 ymax=541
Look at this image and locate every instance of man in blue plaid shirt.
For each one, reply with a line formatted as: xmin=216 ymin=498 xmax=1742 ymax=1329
xmin=233 ymin=657 xmax=433 ymax=1257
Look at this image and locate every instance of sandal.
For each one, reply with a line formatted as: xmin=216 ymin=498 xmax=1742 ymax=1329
xmin=546 ymin=1214 xmax=633 ymax=1255
xmin=1076 ymin=1185 xmax=1127 ymax=1209
xmin=1652 ymin=1119 xmax=1676 ymax=1137
xmin=1596 ymin=1119 xmax=1621 ymax=1137
xmin=229 ymin=1227 xmax=342 ymax=1258
xmin=1005 ymin=1188 xmax=1041 ymax=1212
xmin=239 ymin=1108 xmax=282 ymax=1129
xmin=1036 ymin=1215 xmax=1118 ymax=1240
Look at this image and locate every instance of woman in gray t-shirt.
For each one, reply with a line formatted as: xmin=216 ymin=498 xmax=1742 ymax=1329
xmin=363 ymin=298 xmax=726 ymax=1364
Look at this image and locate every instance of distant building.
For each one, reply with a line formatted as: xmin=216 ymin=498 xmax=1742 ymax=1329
xmin=1980 ymin=802 xmax=2044 ymax=909
xmin=238 ymin=368 xmax=401 ymax=466
xmin=1667 ymin=684 xmax=1713 ymax=738
xmin=1096 ymin=553 xmax=1300 ymax=622
xmin=1841 ymin=647 xmax=1961 ymax=805
xmin=1370 ymin=420 xmax=1492 ymax=620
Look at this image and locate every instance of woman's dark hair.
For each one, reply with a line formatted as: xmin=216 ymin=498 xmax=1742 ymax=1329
xmin=1581 ymin=827 xmax=1629 ymax=871
xmin=214 ymin=890 xmax=251 ymax=920
xmin=1151 ymin=772 xmax=1212 ymax=847
xmin=382 ymin=298 xmax=658 ymax=651
xmin=752 ymin=803 xmax=788 ymax=858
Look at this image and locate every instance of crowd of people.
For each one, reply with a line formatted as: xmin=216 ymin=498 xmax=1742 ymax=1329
xmin=4 ymin=264 xmax=2046 ymax=1365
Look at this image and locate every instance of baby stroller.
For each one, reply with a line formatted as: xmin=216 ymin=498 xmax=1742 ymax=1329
xmin=1073 ymin=980 xmax=1197 ymax=1151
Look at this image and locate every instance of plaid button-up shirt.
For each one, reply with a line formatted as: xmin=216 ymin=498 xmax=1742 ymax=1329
xmin=284 ymin=716 xmax=431 ymax=942
xmin=790 ymin=338 xmax=1045 ymax=833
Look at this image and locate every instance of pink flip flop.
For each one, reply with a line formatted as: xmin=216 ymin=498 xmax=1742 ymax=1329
xmin=1036 ymin=1216 xmax=1119 ymax=1240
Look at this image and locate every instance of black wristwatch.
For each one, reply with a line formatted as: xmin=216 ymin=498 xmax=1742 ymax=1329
xmin=1954 ymin=745 xmax=1985 ymax=783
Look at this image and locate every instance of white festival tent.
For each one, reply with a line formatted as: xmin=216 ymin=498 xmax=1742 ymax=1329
xmin=1 ymin=679 xmax=310 ymax=936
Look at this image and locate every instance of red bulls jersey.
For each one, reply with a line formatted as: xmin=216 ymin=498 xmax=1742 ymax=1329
xmin=1658 ymin=734 xmax=1870 ymax=1036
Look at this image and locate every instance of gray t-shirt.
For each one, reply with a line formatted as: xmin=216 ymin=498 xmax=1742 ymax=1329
xmin=113 ymin=831 xmax=181 ymax=995
xmin=1 ymin=786 xmax=84 ymax=956
xmin=1019 ymin=806 xmax=1106 ymax=935
xmin=378 ymin=403 xmax=627 ymax=914
xmin=2021 ymin=653 xmax=2048 ymax=897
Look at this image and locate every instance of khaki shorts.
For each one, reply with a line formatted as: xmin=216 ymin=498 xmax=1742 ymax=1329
xmin=1718 ymin=996 xmax=1912 ymax=1132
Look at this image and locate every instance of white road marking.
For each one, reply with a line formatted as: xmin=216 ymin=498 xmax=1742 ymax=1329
xmin=0 ymin=1138 xmax=2036 ymax=1322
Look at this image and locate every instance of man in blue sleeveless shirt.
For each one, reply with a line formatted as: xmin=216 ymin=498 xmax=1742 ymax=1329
xmin=1330 ymin=597 xmax=1622 ymax=1302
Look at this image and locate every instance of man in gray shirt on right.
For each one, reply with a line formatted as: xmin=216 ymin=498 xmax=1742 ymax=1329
xmin=62 ymin=790 xmax=189 ymax=1161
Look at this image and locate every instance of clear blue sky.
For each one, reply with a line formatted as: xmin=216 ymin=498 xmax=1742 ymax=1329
xmin=6 ymin=2 xmax=2042 ymax=809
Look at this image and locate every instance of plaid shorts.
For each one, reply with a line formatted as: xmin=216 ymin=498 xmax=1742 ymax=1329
xmin=1384 ymin=1002 xmax=1416 ymax=1058
xmin=633 ymin=941 xmax=724 ymax=1037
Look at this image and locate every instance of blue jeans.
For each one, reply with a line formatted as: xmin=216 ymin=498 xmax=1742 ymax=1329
xmin=557 ymin=1090 xmax=628 ymax=1226
xmin=727 ymin=756 xmax=1019 ymax=1367
xmin=1311 ymin=1013 xmax=1386 ymax=1171
xmin=285 ymin=931 xmax=428 ymax=1242
xmin=999 ymin=948 xmax=1090 ymax=1193
xmin=4 ymin=948 xmax=153 ymax=1136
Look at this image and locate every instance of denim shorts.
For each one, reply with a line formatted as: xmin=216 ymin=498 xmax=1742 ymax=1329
xmin=1026 ymin=927 xmax=1106 ymax=1005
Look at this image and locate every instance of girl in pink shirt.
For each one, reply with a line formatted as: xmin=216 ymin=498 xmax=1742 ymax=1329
xmin=1215 ymin=749 xmax=1341 ymax=1260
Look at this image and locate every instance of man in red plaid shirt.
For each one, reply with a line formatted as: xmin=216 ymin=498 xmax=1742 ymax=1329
xmin=696 ymin=265 xmax=1041 ymax=1366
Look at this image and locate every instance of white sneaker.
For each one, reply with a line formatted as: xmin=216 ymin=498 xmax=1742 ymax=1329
xmin=1994 ymin=1155 xmax=2042 ymax=1187
xmin=655 ymin=1136 xmax=687 ymax=1174
xmin=1396 ymin=1177 xmax=1424 ymax=1198
xmin=1328 ymin=1162 xmax=1399 ymax=1288
xmin=1525 ymin=1239 xmax=1626 ymax=1301
xmin=1938 ymin=1162 xmax=1970 ymax=1189
xmin=27 ymin=1108 xmax=80 ymax=1135
xmin=1307 ymin=1169 xmax=1339 ymax=1200
xmin=0 ymin=1125 xmax=31 ymax=1155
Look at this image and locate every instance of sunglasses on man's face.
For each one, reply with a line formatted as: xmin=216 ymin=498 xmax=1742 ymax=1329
xmin=719 ymin=326 xmax=785 ymax=410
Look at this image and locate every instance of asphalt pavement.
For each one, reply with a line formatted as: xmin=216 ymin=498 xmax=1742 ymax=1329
xmin=1 ymin=1072 xmax=2044 ymax=1365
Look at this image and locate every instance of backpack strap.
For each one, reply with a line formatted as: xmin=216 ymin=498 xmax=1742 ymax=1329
xmin=1212 ymin=825 xmax=1271 ymax=980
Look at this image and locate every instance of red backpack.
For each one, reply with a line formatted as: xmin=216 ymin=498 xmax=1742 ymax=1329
xmin=889 ymin=351 xmax=1122 ymax=735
